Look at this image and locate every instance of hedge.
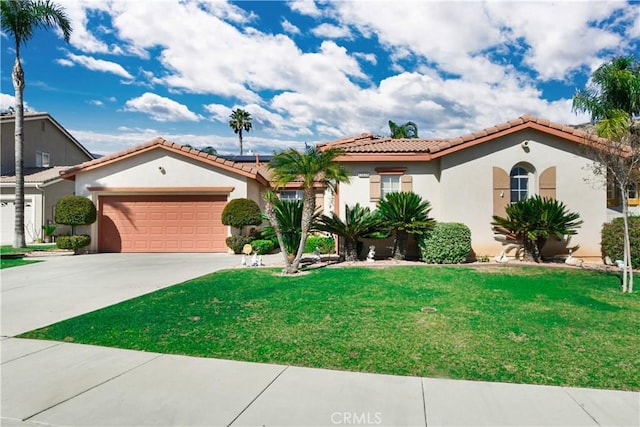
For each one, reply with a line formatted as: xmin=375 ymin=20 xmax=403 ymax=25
xmin=226 ymin=235 xmax=256 ymax=254
xmin=601 ymin=216 xmax=640 ymax=268
xmin=56 ymin=235 xmax=91 ymax=251
xmin=55 ymin=196 xmax=97 ymax=226
xmin=418 ymin=222 xmax=471 ymax=264
xmin=304 ymin=235 xmax=335 ymax=254
xmin=221 ymin=198 xmax=262 ymax=231
xmin=251 ymin=239 xmax=275 ymax=255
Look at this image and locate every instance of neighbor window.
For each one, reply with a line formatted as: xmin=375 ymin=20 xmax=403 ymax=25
xmin=35 ymin=151 xmax=50 ymax=167
xmin=510 ymin=166 xmax=528 ymax=203
xmin=279 ymin=190 xmax=304 ymax=201
xmin=381 ymin=175 xmax=400 ymax=198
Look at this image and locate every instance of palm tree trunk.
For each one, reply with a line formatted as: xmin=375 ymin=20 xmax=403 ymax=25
xmin=238 ymin=129 xmax=243 ymax=156
xmin=12 ymin=55 xmax=26 ymax=249
xmin=289 ymin=190 xmax=316 ymax=273
xmin=344 ymin=238 xmax=358 ymax=261
xmin=393 ymin=230 xmax=408 ymax=260
xmin=522 ymin=236 xmax=537 ymax=262
xmin=264 ymin=196 xmax=292 ymax=272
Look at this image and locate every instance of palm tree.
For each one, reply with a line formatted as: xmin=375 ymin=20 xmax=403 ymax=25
xmin=492 ymin=195 xmax=583 ymax=262
xmin=316 ymin=203 xmax=381 ymax=261
xmin=229 ymin=108 xmax=253 ymax=156
xmin=262 ymin=198 xmax=321 ymax=256
xmin=573 ymin=55 xmax=640 ymax=292
xmin=388 ymin=120 xmax=419 ymax=138
xmin=2 ymin=0 xmax=71 ymax=248
xmin=267 ymin=146 xmax=350 ymax=274
xmin=376 ymin=191 xmax=434 ymax=260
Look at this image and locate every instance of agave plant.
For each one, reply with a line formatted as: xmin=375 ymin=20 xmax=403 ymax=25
xmin=492 ymin=195 xmax=583 ymax=262
xmin=316 ymin=203 xmax=381 ymax=261
xmin=376 ymin=192 xmax=435 ymax=260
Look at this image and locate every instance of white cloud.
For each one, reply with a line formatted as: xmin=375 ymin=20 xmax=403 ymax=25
xmin=311 ymin=23 xmax=352 ymax=40
xmin=203 ymin=103 xmax=233 ymax=122
xmin=281 ymin=18 xmax=301 ymax=35
xmin=124 ymin=93 xmax=203 ymax=122
xmin=353 ymin=52 xmax=377 ymax=65
xmin=0 ymin=93 xmax=31 ymax=112
xmin=89 ymin=100 xmax=104 ymax=106
xmin=57 ymin=53 xmax=133 ymax=79
xmin=289 ymin=0 xmax=322 ymax=17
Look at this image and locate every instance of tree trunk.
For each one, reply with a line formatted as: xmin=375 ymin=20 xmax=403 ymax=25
xmin=13 ymin=55 xmax=26 ymax=249
xmin=238 ymin=129 xmax=243 ymax=156
xmin=521 ymin=236 xmax=538 ymax=262
xmin=393 ymin=230 xmax=408 ymax=260
xmin=264 ymin=196 xmax=292 ymax=272
xmin=287 ymin=190 xmax=316 ymax=274
xmin=344 ymin=238 xmax=358 ymax=261
xmin=621 ymin=196 xmax=631 ymax=292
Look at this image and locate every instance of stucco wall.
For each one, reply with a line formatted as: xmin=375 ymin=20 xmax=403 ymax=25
xmin=439 ymin=128 xmax=606 ymax=259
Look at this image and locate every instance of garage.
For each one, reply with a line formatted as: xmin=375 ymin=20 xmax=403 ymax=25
xmin=98 ymin=195 xmax=227 ymax=253
xmin=1 ymin=199 xmax=34 ymax=245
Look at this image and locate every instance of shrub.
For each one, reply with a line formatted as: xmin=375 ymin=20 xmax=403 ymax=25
xmin=56 ymin=235 xmax=91 ymax=251
xmin=601 ymin=217 xmax=640 ymax=268
xmin=304 ymin=235 xmax=335 ymax=254
xmin=251 ymin=239 xmax=275 ymax=255
xmin=55 ymin=196 xmax=97 ymax=228
xmin=419 ymin=222 xmax=471 ymax=264
xmin=226 ymin=235 xmax=256 ymax=254
xmin=221 ymin=199 xmax=262 ymax=233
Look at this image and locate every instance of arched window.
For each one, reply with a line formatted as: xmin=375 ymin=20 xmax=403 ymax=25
xmin=510 ymin=166 xmax=529 ymax=203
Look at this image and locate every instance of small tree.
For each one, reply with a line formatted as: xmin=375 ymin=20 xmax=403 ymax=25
xmin=261 ymin=197 xmax=320 ymax=258
xmin=55 ymin=195 xmax=96 ymax=234
xmin=376 ymin=192 xmax=435 ymax=260
xmin=221 ymin=198 xmax=262 ymax=235
xmin=316 ymin=203 xmax=381 ymax=261
xmin=492 ymin=196 xmax=583 ymax=262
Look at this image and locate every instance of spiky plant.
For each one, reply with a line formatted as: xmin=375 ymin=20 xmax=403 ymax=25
xmin=316 ymin=203 xmax=381 ymax=261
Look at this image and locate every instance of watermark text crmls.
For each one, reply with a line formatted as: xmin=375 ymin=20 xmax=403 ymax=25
xmin=331 ymin=411 xmax=383 ymax=425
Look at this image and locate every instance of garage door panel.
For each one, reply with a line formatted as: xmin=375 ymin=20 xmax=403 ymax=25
xmin=99 ymin=195 xmax=227 ymax=253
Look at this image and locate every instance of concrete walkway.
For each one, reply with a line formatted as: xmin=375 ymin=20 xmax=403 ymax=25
xmin=1 ymin=253 xmax=639 ymax=426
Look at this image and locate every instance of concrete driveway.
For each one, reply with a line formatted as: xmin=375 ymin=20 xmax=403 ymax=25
xmin=1 ymin=252 xmax=279 ymax=337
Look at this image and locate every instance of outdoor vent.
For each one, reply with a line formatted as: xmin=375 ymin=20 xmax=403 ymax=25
xmin=358 ymin=172 xmax=370 ymax=178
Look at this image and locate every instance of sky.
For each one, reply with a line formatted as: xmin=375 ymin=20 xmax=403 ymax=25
xmin=1 ymin=0 xmax=639 ymax=157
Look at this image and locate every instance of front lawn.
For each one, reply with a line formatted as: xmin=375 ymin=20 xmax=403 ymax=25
xmin=20 ymin=266 xmax=640 ymax=391
xmin=0 ymin=244 xmax=57 ymax=255
xmin=0 ymin=258 xmax=41 ymax=269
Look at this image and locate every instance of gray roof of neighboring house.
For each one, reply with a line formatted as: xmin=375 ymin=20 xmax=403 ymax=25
xmin=0 ymin=166 xmax=69 ymax=185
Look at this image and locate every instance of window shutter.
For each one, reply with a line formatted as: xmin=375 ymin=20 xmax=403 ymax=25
xmin=315 ymin=190 xmax=324 ymax=214
xmin=539 ymin=167 xmax=556 ymax=199
xmin=401 ymin=175 xmax=413 ymax=192
xmin=493 ymin=167 xmax=509 ymax=218
xmin=370 ymin=175 xmax=381 ymax=202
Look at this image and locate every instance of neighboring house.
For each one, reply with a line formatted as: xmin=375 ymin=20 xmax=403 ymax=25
xmin=320 ymin=114 xmax=608 ymax=261
xmin=0 ymin=113 xmax=94 ymax=244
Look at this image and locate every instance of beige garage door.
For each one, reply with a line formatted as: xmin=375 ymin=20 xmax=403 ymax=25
xmin=99 ymin=195 xmax=227 ymax=253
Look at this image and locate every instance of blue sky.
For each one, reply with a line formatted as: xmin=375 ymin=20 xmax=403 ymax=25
xmin=2 ymin=0 xmax=639 ymax=156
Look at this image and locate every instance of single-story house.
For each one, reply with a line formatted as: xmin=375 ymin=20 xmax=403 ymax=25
xmin=62 ymin=114 xmax=613 ymax=261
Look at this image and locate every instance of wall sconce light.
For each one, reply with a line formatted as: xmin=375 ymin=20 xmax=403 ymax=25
xmin=500 ymin=190 xmax=504 ymax=198
xmin=521 ymin=140 xmax=531 ymax=152
xmin=158 ymin=166 xmax=166 ymax=174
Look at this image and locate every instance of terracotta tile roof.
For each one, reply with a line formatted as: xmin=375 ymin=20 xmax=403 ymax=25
xmin=0 ymin=166 xmax=70 ymax=184
xmin=320 ymin=114 xmax=609 ymax=157
xmin=60 ymin=137 xmax=269 ymax=184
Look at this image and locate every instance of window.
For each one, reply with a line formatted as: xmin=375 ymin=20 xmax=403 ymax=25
xmin=35 ymin=151 xmax=50 ymax=167
xmin=279 ymin=190 xmax=303 ymax=201
xmin=510 ymin=166 xmax=528 ymax=203
xmin=381 ymin=175 xmax=400 ymax=198
xmin=628 ymin=182 xmax=638 ymax=200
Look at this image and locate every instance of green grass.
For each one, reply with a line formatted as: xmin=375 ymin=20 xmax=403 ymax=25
xmin=0 ymin=258 xmax=41 ymax=269
xmin=20 ymin=266 xmax=640 ymax=391
xmin=0 ymin=244 xmax=57 ymax=255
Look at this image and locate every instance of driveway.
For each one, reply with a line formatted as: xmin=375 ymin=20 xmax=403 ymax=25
xmin=1 ymin=252 xmax=279 ymax=337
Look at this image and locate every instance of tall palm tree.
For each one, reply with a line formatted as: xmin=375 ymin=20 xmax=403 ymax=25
xmin=228 ymin=108 xmax=252 ymax=156
xmin=388 ymin=120 xmax=419 ymax=139
xmin=376 ymin=191 xmax=434 ymax=260
xmin=573 ymin=55 xmax=640 ymax=292
xmin=267 ymin=146 xmax=350 ymax=274
xmin=492 ymin=195 xmax=583 ymax=262
xmin=261 ymin=198 xmax=321 ymax=256
xmin=1 ymin=0 xmax=71 ymax=248
xmin=316 ymin=203 xmax=381 ymax=261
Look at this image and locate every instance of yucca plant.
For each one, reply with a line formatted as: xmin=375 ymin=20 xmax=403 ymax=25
xmin=376 ymin=192 xmax=435 ymax=260
xmin=262 ymin=198 xmax=320 ymax=257
xmin=492 ymin=195 xmax=583 ymax=262
xmin=316 ymin=203 xmax=381 ymax=261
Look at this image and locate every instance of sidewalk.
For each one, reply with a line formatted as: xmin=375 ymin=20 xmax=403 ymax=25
xmin=2 ymin=338 xmax=638 ymax=427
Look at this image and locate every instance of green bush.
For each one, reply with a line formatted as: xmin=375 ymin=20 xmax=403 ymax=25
xmin=55 ymin=196 xmax=97 ymax=227
xmin=304 ymin=235 xmax=335 ymax=254
xmin=601 ymin=217 xmax=640 ymax=268
xmin=221 ymin=199 xmax=262 ymax=233
xmin=418 ymin=222 xmax=471 ymax=264
xmin=56 ymin=235 xmax=91 ymax=251
xmin=251 ymin=239 xmax=275 ymax=255
xmin=226 ymin=235 xmax=256 ymax=254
